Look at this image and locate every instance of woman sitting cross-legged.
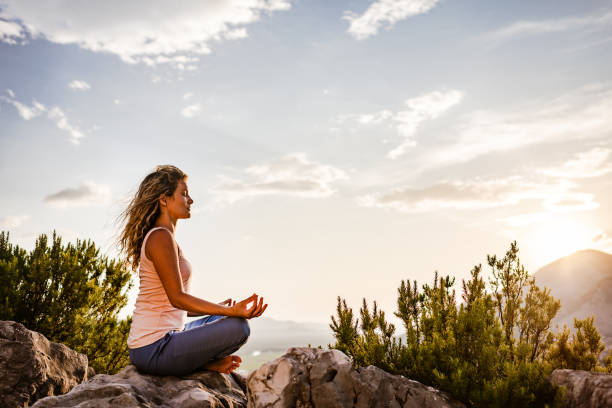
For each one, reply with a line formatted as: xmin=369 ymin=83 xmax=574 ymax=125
xmin=118 ymin=164 xmax=267 ymax=376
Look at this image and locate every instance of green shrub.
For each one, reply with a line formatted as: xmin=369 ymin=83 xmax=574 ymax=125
xmin=329 ymin=242 xmax=587 ymax=407
xmin=0 ymin=230 xmax=133 ymax=374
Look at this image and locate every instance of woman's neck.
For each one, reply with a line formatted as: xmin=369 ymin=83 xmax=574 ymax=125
xmin=154 ymin=214 xmax=177 ymax=234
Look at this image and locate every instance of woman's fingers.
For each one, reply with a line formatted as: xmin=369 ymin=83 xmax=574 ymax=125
xmin=252 ymin=302 xmax=267 ymax=318
xmin=244 ymin=295 xmax=259 ymax=311
xmin=248 ymin=297 xmax=263 ymax=317
xmin=256 ymin=303 xmax=268 ymax=317
xmin=237 ymin=293 xmax=258 ymax=307
xmin=232 ymin=294 xmax=267 ymax=318
xmin=248 ymin=297 xmax=267 ymax=318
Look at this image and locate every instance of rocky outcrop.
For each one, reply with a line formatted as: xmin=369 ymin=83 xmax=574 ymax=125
xmin=32 ymin=365 xmax=247 ymax=407
xmin=550 ymin=369 xmax=612 ymax=408
xmin=26 ymin=346 xmax=466 ymax=408
xmin=0 ymin=320 xmax=91 ymax=407
xmin=25 ymin=319 xmax=612 ymax=408
xmin=246 ymin=347 xmax=466 ymax=408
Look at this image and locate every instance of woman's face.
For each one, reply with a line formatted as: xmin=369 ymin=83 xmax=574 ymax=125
xmin=163 ymin=179 xmax=193 ymax=219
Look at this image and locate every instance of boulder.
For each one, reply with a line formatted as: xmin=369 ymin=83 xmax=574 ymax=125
xmin=32 ymin=365 xmax=248 ymax=408
xmin=0 ymin=320 xmax=90 ymax=407
xmin=550 ymin=369 xmax=612 ymax=408
xmin=246 ymin=347 xmax=466 ymax=408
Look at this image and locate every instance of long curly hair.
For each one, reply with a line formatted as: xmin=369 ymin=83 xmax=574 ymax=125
xmin=117 ymin=165 xmax=187 ymax=271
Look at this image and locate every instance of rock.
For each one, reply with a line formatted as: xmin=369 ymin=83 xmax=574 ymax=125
xmin=32 ymin=365 xmax=248 ymax=407
xmin=246 ymin=347 xmax=466 ymax=408
xmin=0 ymin=320 xmax=90 ymax=407
xmin=550 ymin=369 xmax=612 ymax=408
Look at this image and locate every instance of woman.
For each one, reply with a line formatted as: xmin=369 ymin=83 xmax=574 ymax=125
xmin=118 ymin=165 xmax=267 ymax=376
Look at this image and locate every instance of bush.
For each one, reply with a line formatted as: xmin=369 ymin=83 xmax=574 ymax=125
xmin=329 ymin=242 xmax=579 ymax=407
xmin=548 ymin=316 xmax=605 ymax=372
xmin=0 ymin=230 xmax=133 ymax=374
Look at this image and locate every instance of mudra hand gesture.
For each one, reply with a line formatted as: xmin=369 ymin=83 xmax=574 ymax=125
xmin=220 ymin=294 xmax=267 ymax=319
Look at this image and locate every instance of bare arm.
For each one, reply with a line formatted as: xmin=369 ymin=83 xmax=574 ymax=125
xmin=146 ymin=229 xmax=267 ymax=318
xmin=188 ymin=299 xmax=234 ymax=317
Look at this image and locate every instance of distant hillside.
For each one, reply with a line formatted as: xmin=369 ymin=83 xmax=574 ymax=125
xmin=535 ymin=249 xmax=612 ymax=349
xmin=228 ymin=317 xmax=334 ymax=371
xmin=243 ymin=317 xmax=333 ymax=354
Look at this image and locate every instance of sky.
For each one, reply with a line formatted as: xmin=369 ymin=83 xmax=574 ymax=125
xmin=1 ymin=0 xmax=612 ymax=325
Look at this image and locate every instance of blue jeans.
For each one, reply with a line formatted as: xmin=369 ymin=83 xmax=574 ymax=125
xmin=128 ymin=315 xmax=250 ymax=376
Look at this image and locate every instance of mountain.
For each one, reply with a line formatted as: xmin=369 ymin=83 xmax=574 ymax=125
xmin=242 ymin=317 xmax=333 ymax=354
xmin=230 ymin=317 xmax=334 ymax=371
xmin=535 ymin=249 xmax=612 ymax=348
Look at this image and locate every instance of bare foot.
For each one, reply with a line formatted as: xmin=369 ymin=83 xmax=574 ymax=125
xmin=203 ymin=355 xmax=242 ymax=374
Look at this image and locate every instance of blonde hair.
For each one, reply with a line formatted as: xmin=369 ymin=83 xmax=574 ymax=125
xmin=117 ymin=165 xmax=187 ymax=271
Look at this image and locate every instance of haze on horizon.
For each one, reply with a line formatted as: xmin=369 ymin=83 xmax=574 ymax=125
xmin=1 ymin=0 xmax=611 ymax=324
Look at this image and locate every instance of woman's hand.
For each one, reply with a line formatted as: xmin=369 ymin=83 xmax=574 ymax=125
xmin=229 ymin=294 xmax=267 ymax=319
xmin=218 ymin=298 xmax=236 ymax=307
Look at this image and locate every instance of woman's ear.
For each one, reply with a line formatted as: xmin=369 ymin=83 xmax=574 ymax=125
xmin=159 ymin=194 xmax=167 ymax=207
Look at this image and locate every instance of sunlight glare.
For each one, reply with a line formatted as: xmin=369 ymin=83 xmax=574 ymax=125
xmin=528 ymin=218 xmax=594 ymax=268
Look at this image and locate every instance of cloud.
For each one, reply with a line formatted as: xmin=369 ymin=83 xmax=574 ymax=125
xmin=1 ymin=90 xmax=85 ymax=143
xmin=0 ymin=1 xmax=291 ymax=66
xmin=389 ymin=90 xmax=463 ymax=158
xmin=0 ymin=92 xmax=45 ymax=120
xmin=68 ymin=80 xmax=91 ymax=91
xmin=542 ymin=192 xmax=599 ymax=213
xmin=539 ymin=147 xmax=612 ymax=179
xmin=358 ymin=175 xmax=598 ymax=221
xmin=494 ymin=147 xmax=611 ymax=225
xmin=47 ymin=106 xmax=84 ymax=143
xmin=0 ymin=214 xmax=30 ymax=229
xmin=562 ymin=34 xmax=612 ymax=54
xmin=213 ymin=153 xmax=349 ymax=203
xmin=419 ymin=83 xmax=612 ymax=170
xmin=336 ymin=89 xmax=463 ymax=159
xmin=337 ymin=109 xmax=393 ymax=125
xmin=344 ymin=0 xmax=441 ymax=40
xmin=0 ymin=18 xmax=25 ymax=44
xmin=359 ymin=140 xmax=607 ymax=226
xmin=43 ymin=181 xmax=111 ymax=208
xmin=183 ymin=92 xmax=194 ymax=100
xmin=480 ymin=10 xmax=612 ymax=50
xmin=139 ymin=55 xmax=200 ymax=71
xmin=224 ymin=27 xmax=248 ymax=40
xmin=592 ymin=229 xmax=612 ymax=252
xmin=358 ymin=147 xmax=608 ymax=224
xmin=181 ymin=103 xmax=201 ymax=118
xmin=358 ymin=177 xmax=544 ymax=212
xmin=500 ymin=212 xmax=553 ymax=228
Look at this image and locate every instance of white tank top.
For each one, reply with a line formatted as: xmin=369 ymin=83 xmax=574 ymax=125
xmin=127 ymin=227 xmax=192 ymax=349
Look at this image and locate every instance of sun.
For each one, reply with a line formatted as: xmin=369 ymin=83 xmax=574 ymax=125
xmin=527 ymin=218 xmax=594 ymax=268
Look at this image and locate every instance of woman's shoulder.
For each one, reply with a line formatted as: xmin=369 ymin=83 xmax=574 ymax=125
xmin=143 ymin=227 xmax=176 ymax=260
